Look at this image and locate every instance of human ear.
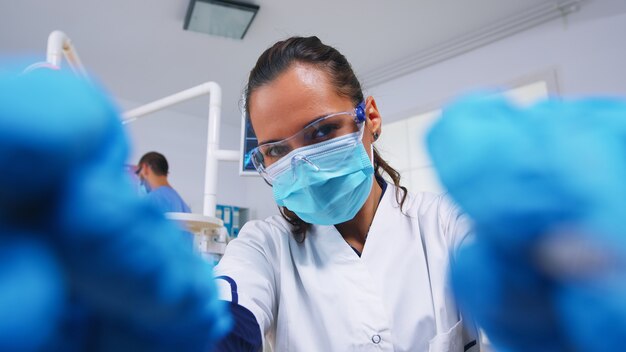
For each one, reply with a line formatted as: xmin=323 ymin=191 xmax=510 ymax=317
xmin=365 ymin=96 xmax=381 ymax=142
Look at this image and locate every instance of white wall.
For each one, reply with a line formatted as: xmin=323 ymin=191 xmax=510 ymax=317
xmin=369 ymin=0 xmax=626 ymax=124
xmin=365 ymin=0 xmax=626 ymax=194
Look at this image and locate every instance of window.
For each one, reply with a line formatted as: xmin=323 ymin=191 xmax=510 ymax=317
xmin=376 ymin=80 xmax=551 ymax=194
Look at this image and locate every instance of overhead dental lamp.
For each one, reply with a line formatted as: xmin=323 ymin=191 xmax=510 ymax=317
xmin=184 ymin=0 xmax=259 ymax=39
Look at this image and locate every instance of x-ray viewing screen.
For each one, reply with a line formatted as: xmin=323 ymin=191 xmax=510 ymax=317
xmin=240 ymin=112 xmax=259 ymax=175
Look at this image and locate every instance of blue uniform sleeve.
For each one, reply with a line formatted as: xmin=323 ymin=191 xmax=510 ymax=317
xmin=214 ymin=302 xmax=263 ymax=352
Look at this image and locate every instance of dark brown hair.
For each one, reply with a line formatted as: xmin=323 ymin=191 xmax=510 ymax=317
xmin=245 ymin=36 xmax=408 ymax=240
xmin=138 ymin=151 xmax=169 ymax=176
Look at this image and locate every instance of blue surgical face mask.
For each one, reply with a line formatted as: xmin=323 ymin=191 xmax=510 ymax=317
xmin=139 ymin=178 xmax=151 ymax=194
xmin=267 ymin=131 xmax=374 ymax=225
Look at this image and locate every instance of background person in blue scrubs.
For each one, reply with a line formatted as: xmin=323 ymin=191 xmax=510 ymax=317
xmin=136 ymin=151 xmax=191 ymax=214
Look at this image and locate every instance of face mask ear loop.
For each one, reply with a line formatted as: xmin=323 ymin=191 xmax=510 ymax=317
xmin=354 ymin=121 xmax=374 ymax=167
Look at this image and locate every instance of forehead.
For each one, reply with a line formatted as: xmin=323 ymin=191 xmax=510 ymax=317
xmin=248 ymin=63 xmax=352 ymax=143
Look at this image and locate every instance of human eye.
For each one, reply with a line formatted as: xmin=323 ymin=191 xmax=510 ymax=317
xmin=307 ymin=122 xmax=340 ymax=142
xmin=263 ymin=144 xmax=291 ymax=159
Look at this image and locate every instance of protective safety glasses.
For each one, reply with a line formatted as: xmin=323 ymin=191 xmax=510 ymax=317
xmin=250 ymin=101 xmax=366 ymax=183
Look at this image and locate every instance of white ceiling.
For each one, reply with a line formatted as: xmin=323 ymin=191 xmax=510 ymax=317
xmin=1 ymin=0 xmax=556 ymax=124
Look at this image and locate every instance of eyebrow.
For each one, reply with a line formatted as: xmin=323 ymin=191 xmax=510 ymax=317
xmin=257 ymin=112 xmax=335 ymax=145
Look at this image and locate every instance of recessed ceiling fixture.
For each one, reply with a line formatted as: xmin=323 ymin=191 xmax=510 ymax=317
xmin=184 ymin=0 xmax=259 ymax=40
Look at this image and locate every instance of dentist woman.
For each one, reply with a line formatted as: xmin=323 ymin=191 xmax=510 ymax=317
xmin=214 ymin=36 xmax=479 ymax=352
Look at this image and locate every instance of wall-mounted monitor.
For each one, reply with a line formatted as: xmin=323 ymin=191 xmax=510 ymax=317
xmin=239 ymin=109 xmax=259 ymax=176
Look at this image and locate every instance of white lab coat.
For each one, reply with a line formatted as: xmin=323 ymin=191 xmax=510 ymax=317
xmin=214 ymin=183 xmax=480 ymax=351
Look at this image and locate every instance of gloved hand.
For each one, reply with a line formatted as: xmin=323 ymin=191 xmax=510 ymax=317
xmin=0 ymin=69 xmax=231 ymax=351
xmin=427 ymin=94 xmax=626 ymax=352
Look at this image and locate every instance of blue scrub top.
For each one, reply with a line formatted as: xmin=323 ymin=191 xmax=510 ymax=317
xmin=146 ymin=186 xmax=191 ymax=213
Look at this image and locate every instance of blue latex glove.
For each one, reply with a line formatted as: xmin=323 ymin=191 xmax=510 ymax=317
xmin=427 ymin=94 xmax=626 ymax=352
xmin=0 ymin=236 xmax=64 ymax=352
xmin=0 ymin=69 xmax=231 ymax=351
